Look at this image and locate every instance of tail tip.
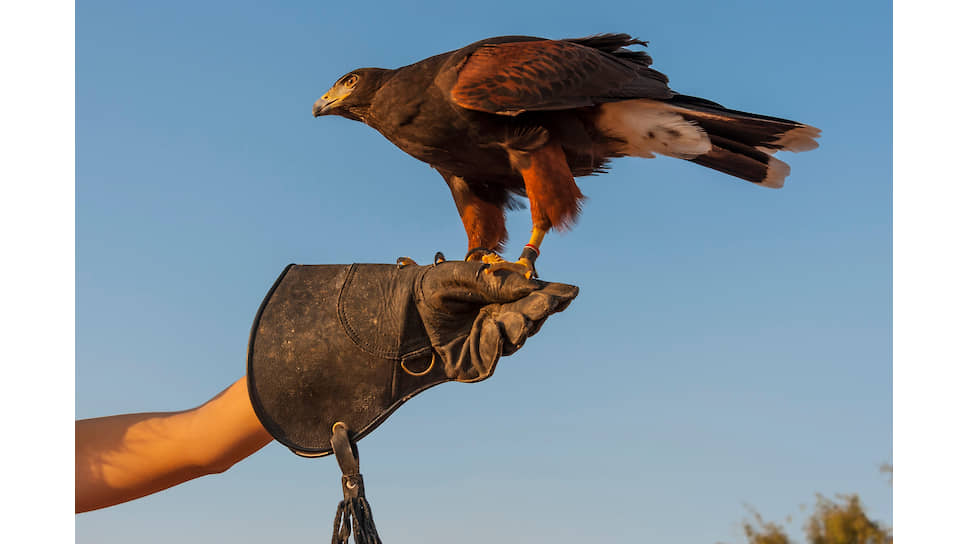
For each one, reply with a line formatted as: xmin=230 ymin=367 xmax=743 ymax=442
xmin=762 ymin=157 xmax=791 ymax=188
xmin=776 ymin=125 xmax=822 ymax=153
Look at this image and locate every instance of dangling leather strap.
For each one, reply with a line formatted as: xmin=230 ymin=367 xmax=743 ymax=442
xmin=331 ymin=422 xmax=383 ymax=544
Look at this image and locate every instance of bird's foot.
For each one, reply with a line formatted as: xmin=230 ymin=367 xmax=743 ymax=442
xmin=483 ymin=254 xmax=537 ymax=279
xmin=464 ymin=248 xmax=537 ymax=279
xmin=396 ymin=256 xmax=419 ymax=268
xmin=397 ymin=252 xmax=447 ymax=269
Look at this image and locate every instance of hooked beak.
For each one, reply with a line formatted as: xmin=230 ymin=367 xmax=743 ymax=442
xmin=313 ymin=96 xmax=337 ymax=117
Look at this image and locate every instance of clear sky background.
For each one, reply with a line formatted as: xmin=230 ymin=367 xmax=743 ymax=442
xmin=74 ymin=1 xmax=891 ymax=542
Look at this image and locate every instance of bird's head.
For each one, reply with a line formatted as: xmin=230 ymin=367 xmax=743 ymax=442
xmin=313 ymin=68 xmax=389 ymax=122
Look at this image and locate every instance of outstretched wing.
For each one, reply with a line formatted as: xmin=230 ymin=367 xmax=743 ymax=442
xmin=450 ymin=35 xmax=673 ymax=116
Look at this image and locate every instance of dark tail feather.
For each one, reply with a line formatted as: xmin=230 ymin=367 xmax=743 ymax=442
xmin=690 ymin=135 xmax=790 ymax=188
xmin=670 ymin=95 xmax=821 ymax=153
xmin=667 ymin=95 xmax=820 ymax=188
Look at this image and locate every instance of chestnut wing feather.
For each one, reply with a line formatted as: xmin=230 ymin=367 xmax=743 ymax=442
xmin=450 ymin=39 xmax=672 ymax=116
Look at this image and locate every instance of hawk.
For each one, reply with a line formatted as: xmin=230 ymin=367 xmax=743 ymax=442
xmin=313 ymin=34 xmax=820 ymax=277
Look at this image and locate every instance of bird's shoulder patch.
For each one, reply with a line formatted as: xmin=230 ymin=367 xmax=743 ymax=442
xmin=449 ymin=38 xmax=672 ymax=116
xmin=450 ymin=40 xmax=602 ymax=115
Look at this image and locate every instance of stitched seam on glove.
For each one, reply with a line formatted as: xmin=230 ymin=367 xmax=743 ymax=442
xmin=337 ymin=263 xmax=434 ymax=360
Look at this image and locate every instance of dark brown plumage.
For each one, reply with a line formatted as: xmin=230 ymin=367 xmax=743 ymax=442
xmin=313 ymin=34 xmax=820 ymax=274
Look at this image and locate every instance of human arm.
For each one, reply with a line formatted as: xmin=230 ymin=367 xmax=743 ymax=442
xmin=75 ymin=259 xmax=579 ymax=509
xmin=75 ymin=376 xmax=272 ymax=513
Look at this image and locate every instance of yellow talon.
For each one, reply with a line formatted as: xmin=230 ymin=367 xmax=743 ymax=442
xmin=481 ymin=254 xmax=535 ymax=279
xmin=480 ymin=253 xmax=506 ymax=266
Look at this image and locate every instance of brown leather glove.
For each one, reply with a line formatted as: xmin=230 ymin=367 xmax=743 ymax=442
xmin=247 ymin=259 xmax=578 ymax=457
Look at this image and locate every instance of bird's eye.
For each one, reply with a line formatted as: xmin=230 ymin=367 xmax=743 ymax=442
xmin=344 ymin=75 xmax=359 ymax=88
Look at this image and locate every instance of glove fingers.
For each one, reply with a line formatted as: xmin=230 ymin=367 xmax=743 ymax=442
xmin=480 ymin=268 xmax=544 ymax=302
xmin=423 ymin=268 xmax=578 ymax=384
xmin=526 ymin=315 xmax=549 ymax=338
xmin=423 ymin=262 xmax=540 ymax=306
xmin=493 ymin=311 xmax=530 ymax=356
xmin=478 ymin=316 xmax=504 ymax=371
xmin=532 ymin=282 xmax=580 ymax=313
xmin=490 ymin=281 xmax=579 ymax=351
xmin=438 ymin=311 xmax=505 ymax=383
xmin=501 ymin=283 xmax=579 ymax=323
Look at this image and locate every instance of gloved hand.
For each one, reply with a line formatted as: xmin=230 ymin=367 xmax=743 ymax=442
xmin=413 ymin=259 xmax=578 ymax=382
xmin=247 ymin=259 xmax=578 ymax=457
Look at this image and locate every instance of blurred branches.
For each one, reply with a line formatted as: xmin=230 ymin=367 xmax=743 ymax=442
xmin=735 ymin=465 xmax=892 ymax=544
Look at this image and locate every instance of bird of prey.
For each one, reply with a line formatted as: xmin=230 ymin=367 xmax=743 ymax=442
xmin=313 ymin=34 xmax=820 ymax=277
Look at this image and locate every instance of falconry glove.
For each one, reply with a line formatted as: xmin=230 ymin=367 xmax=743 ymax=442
xmin=247 ymin=259 xmax=578 ymax=457
xmin=247 ymin=259 xmax=578 ymax=543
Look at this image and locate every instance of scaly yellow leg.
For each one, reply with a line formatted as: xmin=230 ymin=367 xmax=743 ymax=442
xmin=525 ymin=228 xmax=546 ymax=255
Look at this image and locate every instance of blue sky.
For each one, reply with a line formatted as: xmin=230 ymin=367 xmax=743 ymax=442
xmin=75 ymin=1 xmax=891 ymax=542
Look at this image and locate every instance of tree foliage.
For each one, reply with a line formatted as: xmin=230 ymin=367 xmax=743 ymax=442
xmin=740 ymin=493 xmax=891 ymax=544
xmin=742 ymin=509 xmax=793 ymax=544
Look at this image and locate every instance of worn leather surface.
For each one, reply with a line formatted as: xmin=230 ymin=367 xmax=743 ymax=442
xmin=247 ymin=261 xmax=578 ymax=457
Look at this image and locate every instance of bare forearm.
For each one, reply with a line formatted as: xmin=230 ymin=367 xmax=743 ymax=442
xmin=75 ymin=376 xmax=272 ymax=513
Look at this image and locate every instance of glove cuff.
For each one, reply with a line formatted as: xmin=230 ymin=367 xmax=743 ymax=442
xmin=247 ymin=264 xmax=447 ymax=457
